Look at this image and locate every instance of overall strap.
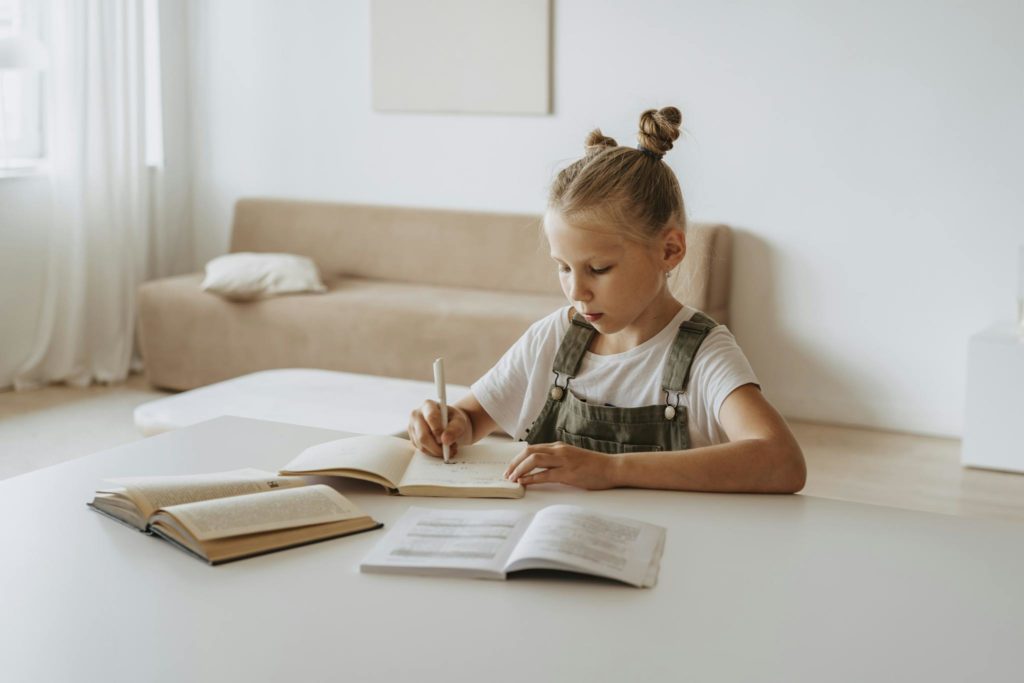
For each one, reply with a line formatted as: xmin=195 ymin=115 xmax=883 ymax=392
xmin=551 ymin=313 xmax=598 ymax=379
xmin=661 ymin=312 xmax=718 ymax=394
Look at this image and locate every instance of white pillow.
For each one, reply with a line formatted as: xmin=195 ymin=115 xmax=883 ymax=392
xmin=201 ymin=252 xmax=327 ymax=301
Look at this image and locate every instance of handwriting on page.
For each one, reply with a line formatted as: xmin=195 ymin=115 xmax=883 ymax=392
xmin=424 ymin=459 xmax=510 ymax=484
xmin=403 ymin=451 xmax=520 ymax=487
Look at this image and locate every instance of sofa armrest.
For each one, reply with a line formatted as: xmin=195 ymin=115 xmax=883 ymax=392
xmin=673 ymin=222 xmax=732 ymax=325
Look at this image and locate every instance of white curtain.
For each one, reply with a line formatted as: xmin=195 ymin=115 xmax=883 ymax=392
xmin=14 ymin=0 xmax=190 ymax=390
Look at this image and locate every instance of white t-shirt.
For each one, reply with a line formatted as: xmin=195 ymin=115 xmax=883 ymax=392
xmin=471 ymin=305 xmax=760 ymax=448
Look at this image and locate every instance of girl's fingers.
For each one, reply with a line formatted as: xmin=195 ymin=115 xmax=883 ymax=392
xmin=411 ymin=411 xmax=442 ymax=457
xmin=424 ymin=400 xmax=465 ymax=446
xmin=439 ymin=420 xmax=464 ymax=445
xmin=411 ymin=404 xmax=465 ymax=459
xmin=518 ymin=467 xmax=559 ymax=486
xmin=507 ymin=450 xmax=560 ymax=482
xmin=420 ymin=400 xmax=445 ymax=440
xmin=504 ymin=444 xmax=558 ymax=477
xmin=504 ymin=448 xmax=532 ymax=478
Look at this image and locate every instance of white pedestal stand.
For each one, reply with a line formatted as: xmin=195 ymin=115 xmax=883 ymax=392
xmin=962 ymin=322 xmax=1024 ymax=473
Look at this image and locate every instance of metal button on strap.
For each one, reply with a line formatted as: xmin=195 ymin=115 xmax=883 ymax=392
xmin=550 ymin=386 xmax=564 ymax=401
xmin=664 ymin=405 xmax=676 ymax=420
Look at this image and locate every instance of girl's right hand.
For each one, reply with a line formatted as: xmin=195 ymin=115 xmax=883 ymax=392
xmin=409 ymin=400 xmax=471 ymax=458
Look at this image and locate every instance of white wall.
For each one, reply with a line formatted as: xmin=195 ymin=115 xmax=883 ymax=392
xmin=194 ymin=1 xmax=1024 ymax=436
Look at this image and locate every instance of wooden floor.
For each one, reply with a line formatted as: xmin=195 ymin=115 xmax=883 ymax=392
xmin=2 ymin=375 xmax=1023 ymax=522
xmin=793 ymin=421 xmax=1024 ymax=522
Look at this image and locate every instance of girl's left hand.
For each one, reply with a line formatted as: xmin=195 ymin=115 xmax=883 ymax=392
xmin=503 ymin=441 xmax=620 ymax=490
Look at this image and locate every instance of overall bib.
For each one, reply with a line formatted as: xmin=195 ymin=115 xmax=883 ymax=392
xmin=524 ymin=311 xmax=719 ymax=454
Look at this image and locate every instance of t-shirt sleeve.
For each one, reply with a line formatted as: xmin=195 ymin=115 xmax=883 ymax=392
xmin=689 ymin=326 xmax=760 ymax=427
xmin=471 ymin=314 xmax=556 ymax=438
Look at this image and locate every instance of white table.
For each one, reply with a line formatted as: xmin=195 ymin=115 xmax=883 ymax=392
xmin=2 ymin=417 xmax=1022 ymax=683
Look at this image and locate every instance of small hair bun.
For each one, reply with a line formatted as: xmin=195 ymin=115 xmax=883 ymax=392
xmin=584 ymin=129 xmax=618 ymax=155
xmin=637 ymin=107 xmax=682 ymax=159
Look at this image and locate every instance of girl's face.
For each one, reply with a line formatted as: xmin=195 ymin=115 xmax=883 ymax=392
xmin=544 ymin=209 xmax=684 ymax=338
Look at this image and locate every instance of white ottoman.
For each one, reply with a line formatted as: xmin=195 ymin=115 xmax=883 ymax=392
xmin=134 ymin=368 xmax=471 ymax=437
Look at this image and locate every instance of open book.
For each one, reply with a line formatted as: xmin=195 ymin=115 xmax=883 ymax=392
xmin=88 ymin=469 xmax=382 ymax=564
xmin=360 ymin=505 xmax=666 ymax=588
xmin=279 ymin=435 xmax=525 ymax=498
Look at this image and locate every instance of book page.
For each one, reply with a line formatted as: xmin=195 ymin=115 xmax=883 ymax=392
xmin=103 ymin=469 xmax=304 ymax=519
xmin=360 ymin=506 xmax=533 ymax=578
xmin=280 ymin=435 xmax=414 ymax=488
xmin=504 ymin=505 xmax=667 ymax=588
xmin=161 ymin=485 xmax=367 ymax=541
xmin=397 ymin=440 xmax=525 ymax=493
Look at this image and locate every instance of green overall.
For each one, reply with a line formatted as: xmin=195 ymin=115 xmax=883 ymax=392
xmin=523 ymin=311 xmax=719 ymax=454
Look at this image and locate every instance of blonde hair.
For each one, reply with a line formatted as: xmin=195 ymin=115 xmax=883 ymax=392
xmin=548 ymin=107 xmax=685 ymax=245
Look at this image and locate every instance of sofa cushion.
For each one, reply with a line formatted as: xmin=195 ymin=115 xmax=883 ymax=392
xmin=138 ymin=274 xmax=566 ymax=391
xmin=201 ymin=252 xmax=327 ymax=300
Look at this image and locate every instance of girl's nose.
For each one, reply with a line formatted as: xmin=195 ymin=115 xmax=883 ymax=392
xmin=568 ymin=274 xmax=590 ymax=302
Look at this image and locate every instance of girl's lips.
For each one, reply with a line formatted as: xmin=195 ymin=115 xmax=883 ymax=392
xmin=583 ymin=313 xmax=603 ymax=321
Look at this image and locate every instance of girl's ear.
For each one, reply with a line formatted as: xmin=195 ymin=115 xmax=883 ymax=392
xmin=661 ymin=226 xmax=686 ymax=271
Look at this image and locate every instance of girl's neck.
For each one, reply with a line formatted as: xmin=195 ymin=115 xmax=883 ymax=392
xmin=589 ymin=294 xmax=683 ymax=356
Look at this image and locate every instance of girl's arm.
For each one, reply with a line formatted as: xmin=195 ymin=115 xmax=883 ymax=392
xmin=505 ymin=384 xmax=807 ymax=493
xmin=408 ymin=392 xmax=499 ymax=457
xmin=615 ymin=384 xmax=806 ymax=493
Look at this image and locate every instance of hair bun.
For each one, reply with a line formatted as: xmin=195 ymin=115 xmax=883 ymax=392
xmin=584 ymin=129 xmax=618 ymax=155
xmin=637 ymin=107 xmax=682 ymax=159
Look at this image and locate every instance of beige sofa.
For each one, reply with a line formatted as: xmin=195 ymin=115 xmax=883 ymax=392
xmin=137 ymin=198 xmax=733 ymax=391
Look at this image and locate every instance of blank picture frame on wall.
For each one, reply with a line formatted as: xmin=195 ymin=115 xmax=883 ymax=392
xmin=371 ymin=0 xmax=551 ymax=115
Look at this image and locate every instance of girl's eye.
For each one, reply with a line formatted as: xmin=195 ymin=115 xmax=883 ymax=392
xmin=555 ymin=264 xmax=611 ymax=274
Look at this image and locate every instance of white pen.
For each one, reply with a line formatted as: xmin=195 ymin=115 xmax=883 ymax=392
xmin=433 ymin=357 xmax=451 ymax=464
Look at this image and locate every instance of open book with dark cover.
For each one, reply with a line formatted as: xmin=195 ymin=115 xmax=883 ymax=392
xmin=279 ymin=435 xmax=525 ymax=499
xmin=88 ymin=469 xmax=382 ymax=564
xmin=360 ymin=505 xmax=666 ymax=588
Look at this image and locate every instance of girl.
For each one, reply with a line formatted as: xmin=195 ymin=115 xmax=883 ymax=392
xmin=409 ymin=107 xmax=806 ymax=493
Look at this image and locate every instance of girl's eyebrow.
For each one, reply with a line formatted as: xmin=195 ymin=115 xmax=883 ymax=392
xmin=549 ymin=246 xmax=623 ymax=263
xmin=550 ymin=255 xmax=613 ymax=265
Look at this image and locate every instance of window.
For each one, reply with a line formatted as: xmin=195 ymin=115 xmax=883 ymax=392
xmin=0 ymin=0 xmax=45 ymax=167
